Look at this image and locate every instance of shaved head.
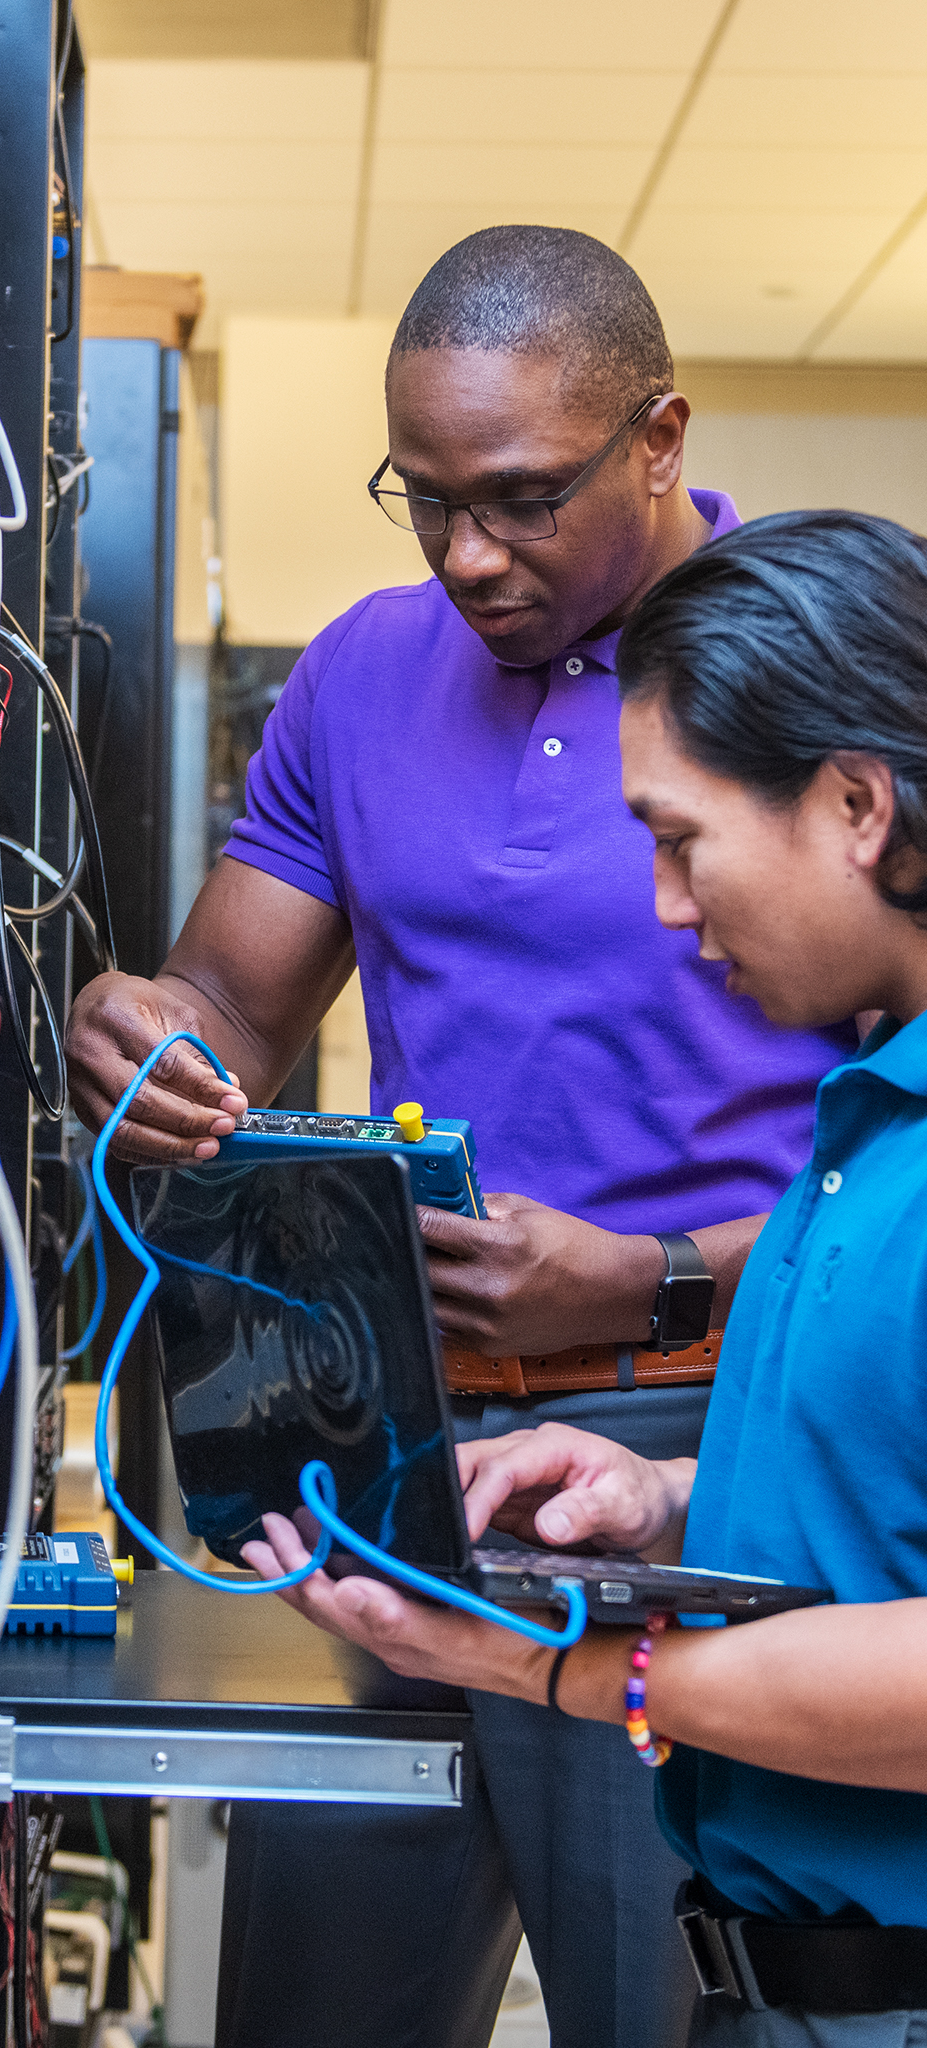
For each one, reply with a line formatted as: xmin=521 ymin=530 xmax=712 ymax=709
xmin=388 ymin=224 xmax=674 ymax=414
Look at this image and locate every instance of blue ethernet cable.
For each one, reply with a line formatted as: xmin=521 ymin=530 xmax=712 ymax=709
xmin=92 ymin=1032 xmax=332 ymax=1592
xmin=61 ymin=1156 xmax=108 ymax=1361
xmin=298 ymin=1461 xmax=587 ymax=1648
xmin=92 ymin=1029 xmax=588 ymax=1646
xmin=0 ymin=1259 xmax=17 ymax=1402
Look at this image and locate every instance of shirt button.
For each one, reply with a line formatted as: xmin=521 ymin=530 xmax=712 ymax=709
xmin=565 ymin=656 xmax=584 ymax=676
xmin=821 ymin=1170 xmax=843 ymax=1195
xmin=543 ymin=737 xmax=563 ymax=756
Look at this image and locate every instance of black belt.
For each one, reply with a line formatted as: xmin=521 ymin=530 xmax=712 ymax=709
xmin=677 ymin=1881 xmax=927 ymax=2015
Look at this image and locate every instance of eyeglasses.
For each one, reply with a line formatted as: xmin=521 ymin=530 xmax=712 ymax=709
xmin=367 ymin=393 xmax=665 ymax=543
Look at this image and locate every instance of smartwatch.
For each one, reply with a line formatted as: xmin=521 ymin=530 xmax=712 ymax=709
xmin=645 ymin=1232 xmax=715 ymax=1351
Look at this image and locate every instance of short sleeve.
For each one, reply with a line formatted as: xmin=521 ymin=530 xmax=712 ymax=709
xmin=223 ymin=600 xmax=373 ymax=911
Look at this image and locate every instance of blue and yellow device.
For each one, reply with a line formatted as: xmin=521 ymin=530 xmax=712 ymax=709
xmin=3 ymin=1532 xmax=133 ymax=1636
xmin=224 ymin=1102 xmax=487 ymax=1219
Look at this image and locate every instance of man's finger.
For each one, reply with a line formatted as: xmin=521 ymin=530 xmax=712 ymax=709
xmin=80 ymin=1105 xmax=236 ymax=1166
xmin=534 ymin=1484 xmax=621 ymax=1547
xmin=416 ymin=1206 xmax=489 ymax=1255
xmin=141 ymin=1033 xmax=244 ymax=1104
xmin=456 ymin=1430 xmax=539 ymax=1492
xmin=71 ymin=1055 xmax=246 ymax=1147
xmin=460 ymin=1437 xmax=590 ymax=1540
xmin=259 ymin=1510 xmax=312 ymax=1568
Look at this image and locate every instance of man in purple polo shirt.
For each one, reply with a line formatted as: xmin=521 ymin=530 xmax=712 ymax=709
xmin=66 ymin=227 xmax=856 ymax=2048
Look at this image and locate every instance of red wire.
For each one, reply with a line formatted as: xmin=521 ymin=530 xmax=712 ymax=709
xmin=0 ymin=665 xmax=12 ymax=747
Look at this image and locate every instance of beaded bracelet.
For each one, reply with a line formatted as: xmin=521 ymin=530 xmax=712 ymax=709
xmin=624 ymin=1613 xmax=673 ymax=1768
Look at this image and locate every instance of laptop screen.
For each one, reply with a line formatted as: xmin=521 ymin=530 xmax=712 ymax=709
xmin=130 ymin=1150 xmax=471 ymax=1572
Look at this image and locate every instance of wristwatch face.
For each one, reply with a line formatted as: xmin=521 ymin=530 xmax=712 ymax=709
xmin=658 ymin=1275 xmax=715 ymax=1345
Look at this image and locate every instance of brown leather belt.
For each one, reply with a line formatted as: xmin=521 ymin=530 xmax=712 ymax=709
xmin=442 ymin=1329 xmax=723 ymax=1399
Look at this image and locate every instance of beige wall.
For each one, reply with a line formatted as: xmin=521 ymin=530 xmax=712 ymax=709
xmin=678 ymin=361 xmax=927 ymax=529
xmin=221 ymin=315 xmax=429 ymax=646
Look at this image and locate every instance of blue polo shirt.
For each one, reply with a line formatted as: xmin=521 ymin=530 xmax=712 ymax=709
xmin=225 ymin=487 xmax=855 ymax=1233
xmin=658 ymin=1009 xmax=927 ymax=1923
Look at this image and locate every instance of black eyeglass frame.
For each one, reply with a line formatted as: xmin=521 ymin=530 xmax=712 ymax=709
xmin=367 ymin=392 xmax=667 ymax=542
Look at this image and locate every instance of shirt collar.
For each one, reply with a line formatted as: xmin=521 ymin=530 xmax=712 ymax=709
xmin=832 ymin=1008 xmax=927 ymax=1100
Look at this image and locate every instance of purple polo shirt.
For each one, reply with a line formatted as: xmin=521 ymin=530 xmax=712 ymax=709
xmin=226 ymin=488 xmax=856 ymax=1233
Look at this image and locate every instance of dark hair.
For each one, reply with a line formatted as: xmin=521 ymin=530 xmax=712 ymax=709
xmin=388 ymin=225 xmax=673 ymax=413
xmin=617 ymin=509 xmax=927 ymax=915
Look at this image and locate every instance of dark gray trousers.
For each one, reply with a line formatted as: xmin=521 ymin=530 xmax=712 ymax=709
xmin=215 ymin=1384 xmax=708 ymax=2048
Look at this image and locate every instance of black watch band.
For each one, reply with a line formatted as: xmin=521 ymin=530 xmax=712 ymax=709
xmin=645 ymin=1232 xmax=715 ymax=1352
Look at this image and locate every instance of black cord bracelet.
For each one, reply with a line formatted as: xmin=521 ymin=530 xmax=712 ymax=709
xmin=547 ymin=1646 xmax=572 ymax=1715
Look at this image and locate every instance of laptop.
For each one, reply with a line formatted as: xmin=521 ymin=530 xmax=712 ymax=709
xmin=130 ymin=1148 xmax=830 ymax=1626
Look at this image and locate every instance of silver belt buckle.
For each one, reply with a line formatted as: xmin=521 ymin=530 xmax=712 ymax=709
xmin=676 ymin=1900 xmax=768 ymax=2012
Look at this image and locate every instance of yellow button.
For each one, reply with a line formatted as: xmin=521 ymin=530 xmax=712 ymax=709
xmin=111 ymin=1557 xmax=135 ymax=1585
xmin=393 ymin=1102 xmax=425 ymax=1143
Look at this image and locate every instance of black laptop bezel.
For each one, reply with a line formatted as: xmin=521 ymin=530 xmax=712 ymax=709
xmin=132 ymin=1146 xmax=831 ymax=1626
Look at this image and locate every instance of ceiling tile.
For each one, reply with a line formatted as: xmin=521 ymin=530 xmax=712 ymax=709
xmin=376 ymin=66 xmax=688 ymax=146
xmin=655 ymin=144 xmax=927 ymax=214
xmin=811 ymin=211 xmax=927 ymax=358
xmin=86 ymin=57 xmax=368 ymax=141
xmin=360 ymin=203 xmax=629 ymax=315
xmin=717 ymin=0 xmax=927 ymax=74
xmin=92 ymin=198 xmax=359 ymax=312
xmin=685 ymin=72 xmax=927 ymax=150
xmin=634 ymin=208 xmax=895 ymax=356
xmin=90 ymin=136 xmax=361 ymax=207
xmin=380 ymin=0 xmax=723 ymax=73
xmin=77 ymin=0 xmax=373 ymax=61
xmin=82 ymin=0 xmax=927 ymax=360
xmin=370 ymin=140 xmax=652 ymax=210
xmin=634 ymin=205 xmax=901 ymax=273
xmin=660 ymin=290 xmax=850 ymax=356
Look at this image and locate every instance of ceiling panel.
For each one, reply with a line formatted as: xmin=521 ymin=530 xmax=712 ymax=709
xmin=78 ymin=0 xmax=373 ymax=61
xmin=637 ymin=225 xmax=886 ymax=358
xmin=652 ymin=285 xmax=855 ymax=359
xmin=81 ymin=0 xmax=927 ymax=361
xmin=812 ymin=212 xmax=927 ymax=359
xmin=655 ymin=146 xmax=927 ymax=215
xmin=94 ymin=199 xmax=360 ymax=309
xmin=376 ymin=67 xmax=689 ymax=145
xmin=360 ymin=204 xmax=630 ymax=315
xmin=380 ymin=0 xmax=725 ymax=74
xmin=85 ymin=55 xmax=368 ymax=339
xmin=684 ymin=73 xmax=927 ymax=151
xmin=89 ymin=138 xmax=362 ymax=207
xmin=635 ymin=206 xmax=901 ymax=275
xmin=371 ymin=141 xmax=652 ymax=210
xmin=86 ymin=58 xmax=367 ymax=140
xmin=717 ymin=0 xmax=927 ymax=74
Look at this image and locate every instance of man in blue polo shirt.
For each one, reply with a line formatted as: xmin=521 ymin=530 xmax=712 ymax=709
xmin=66 ymin=228 xmax=856 ymax=2048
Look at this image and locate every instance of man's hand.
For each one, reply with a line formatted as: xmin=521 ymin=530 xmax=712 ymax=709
xmin=66 ymin=862 xmax=357 ymax=1163
xmin=457 ymin=1422 xmax=695 ymax=1564
xmin=247 ymin=1518 xmax=927 ymax=1793
xmin=419 ymin=1192 xmax=664 ymax=1353
xmin=65 ymin=972 xmax=247 ymax=1163
xmin=241 ymin=1514 xmax=553 ymax=1703
xmin=419 ymin=1195 xmax=767 ymax=1356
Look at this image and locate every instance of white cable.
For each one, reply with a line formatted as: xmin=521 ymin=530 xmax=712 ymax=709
xmin=0 ymin=412 xmax=28 ymax=617
xmin=0 ymin=1165 xmax=38 ymax=1636
xmin=0 ymin=418 xmax=27 ymax=532
xmin=54 ymin=453 xmax=93 ymax=500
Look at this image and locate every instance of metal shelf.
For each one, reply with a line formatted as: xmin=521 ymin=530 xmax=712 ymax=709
xmin=0 ymin=1573 xmax=470 ymax=1805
